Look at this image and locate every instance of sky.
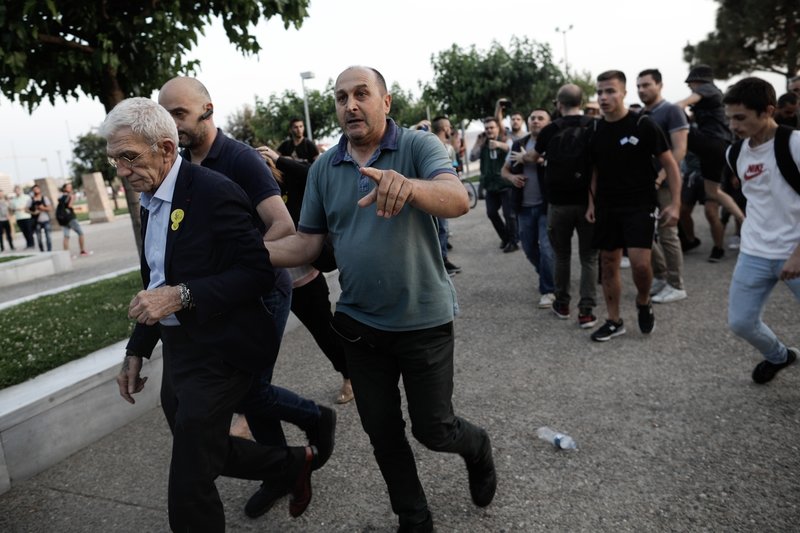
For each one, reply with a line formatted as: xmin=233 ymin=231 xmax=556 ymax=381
xmin=0 ymin=0 xmax=788 ymax=185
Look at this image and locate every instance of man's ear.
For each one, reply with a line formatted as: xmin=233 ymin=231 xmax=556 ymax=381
xmin=384 ymin=93 xmax=392 ymax=114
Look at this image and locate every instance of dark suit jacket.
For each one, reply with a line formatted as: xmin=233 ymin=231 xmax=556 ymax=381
xmin=125 ymin=159 xmax=278 ymax=375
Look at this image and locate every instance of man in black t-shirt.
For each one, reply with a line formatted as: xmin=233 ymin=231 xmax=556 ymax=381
xmin=586 ymin=70 xmax=682 ymax=342
xmin=277 ymin=118 xmax=319 ymax=163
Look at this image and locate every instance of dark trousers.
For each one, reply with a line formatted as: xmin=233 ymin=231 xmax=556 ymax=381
xmin=331 ymin=313 xmax=486 ymax=527
xmin=0 ymin=220 xmax=13 ymax=250
xmin=16 ymin=218 xmax=35 ymax=248
xmin=159 ymin=326 xmax=305 ymax=532
xmin=291 ymin=273 xmax=349 ymax=378
xmin=485 ymin=189 xmax=517 ymax=244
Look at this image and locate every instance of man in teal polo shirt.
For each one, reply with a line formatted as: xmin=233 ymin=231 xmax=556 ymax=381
xmin=266 ymin=66 xmax=496 ymax=533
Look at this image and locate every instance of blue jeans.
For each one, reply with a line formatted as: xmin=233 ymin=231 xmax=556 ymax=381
xmin=240 ymin=270 xmax=320 ymax=447
xmin=35 ymin=220 xmax=52 ymax=251
xmin=518 ymin=204 xmax=555 ymax=294
xmin=437 ymin=217 xmax=449 ymax=259
xmin=728 ymin=252 xmax=800 ymax=363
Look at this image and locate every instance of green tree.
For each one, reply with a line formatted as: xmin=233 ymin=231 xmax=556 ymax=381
xmin=70 ymin=131 xmax=120 ymax=209
xmin=684 ymin=0 xmax=800 ymax=79
xmin=226 ymin=83 xmax=337 ymax=147
xmin=387 ymin=82 xmax=430 ymax=128
xmin=0 ymin=0 xmax=310 ymax=254
xmin=423 ymin=37 xmax=567 ymax=123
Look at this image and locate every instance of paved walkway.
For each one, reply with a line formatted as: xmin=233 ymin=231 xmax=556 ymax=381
xmin=1 ymin=206 xmax=798 ymax=532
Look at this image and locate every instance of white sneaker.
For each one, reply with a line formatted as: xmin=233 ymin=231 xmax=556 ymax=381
xmin=620 ymin=256 xmax=631 ymax=268
xmin=538 ymin=293 xmax=556 ymax=309
xmin=650 ymin=278 xmax=667 ymax=296
xmin=727 ymin=235 xmax=740 ymax=250
xmin=652 ymin=284 xmax=688 ymax=304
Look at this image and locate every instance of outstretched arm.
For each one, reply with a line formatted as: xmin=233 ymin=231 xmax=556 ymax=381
xmin=357 ymin=167 xmax=469 ymax=219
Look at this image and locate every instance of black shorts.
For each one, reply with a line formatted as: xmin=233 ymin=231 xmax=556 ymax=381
xmin=681 ymin=169 xmax=706 ymax=207
xmin=688 ymin=130 xmax=728 ymax=183
xmin=593 ymin=206 xmax=657 ymax=251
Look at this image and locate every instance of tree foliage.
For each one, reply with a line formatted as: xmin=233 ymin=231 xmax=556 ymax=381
xmin=684 ymin=0 xmax=800 ymax=79
xmin=0 ymin=0 xmax=310 ymax=113
xmin=0 ymin=0 xmax=310 ymax=255
xmin=423 ymin=37 xmax=567 ymax=123
xmin=226 ymin=83 xmax=337 ymax=147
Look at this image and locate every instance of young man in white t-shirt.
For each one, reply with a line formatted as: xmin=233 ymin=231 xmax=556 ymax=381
xmin=723 ymin=77 xmax=800 ymax=384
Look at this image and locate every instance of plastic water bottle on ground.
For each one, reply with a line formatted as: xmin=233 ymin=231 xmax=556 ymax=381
xmin=536 ymin=426 xmax=577 ymax=450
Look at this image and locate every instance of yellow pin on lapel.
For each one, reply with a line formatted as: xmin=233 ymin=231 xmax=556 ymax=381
xmin=170 ymin=208 xmax=185 ymax=231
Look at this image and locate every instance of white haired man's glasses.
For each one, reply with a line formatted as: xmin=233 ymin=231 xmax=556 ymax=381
xmin=107 ymin=141 xmax=159 ymax=169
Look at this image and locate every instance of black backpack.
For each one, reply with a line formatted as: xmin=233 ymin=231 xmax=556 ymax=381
xmin=725 ymin=125 xmax=800 ymax=196
xmin=543 ymin=116 xmax=597 ymax=193
xmin=56 ymin=194 xmax=74 ymax=225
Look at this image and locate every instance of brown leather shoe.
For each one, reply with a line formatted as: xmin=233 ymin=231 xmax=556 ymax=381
xmin=289 ymin=446 xmax=317 ymax=518
xmin=336 ymin=379 xmax=354 ymax=404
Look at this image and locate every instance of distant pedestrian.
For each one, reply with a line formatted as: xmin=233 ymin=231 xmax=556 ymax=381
xmin=471 ymin=117 xmax=516 ymax=252
xmin=57 ymin=183 xmax=90 ymax=256
xmin=722 ymin=77 xmax=800 ymax=383
xmin=502 ymin=108 xmax=556 ymax=308
xmin=277 ymin=117 xmax=320 ymax=163
xmin=0 ymin=190 xmax=14 ymax=251
xmin=9 ymin=185 xmax=36 ymax=250
xmin=9 ymin=185 xmax=35 ymax=249
xmin=29 ymin=184 xmax=52 ymax=252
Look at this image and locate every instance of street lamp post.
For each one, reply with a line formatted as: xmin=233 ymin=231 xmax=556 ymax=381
xmin=555 ymin=25 xmax=574 ymax=77
xmin=300 ymin=71 xmax=315 ymax=143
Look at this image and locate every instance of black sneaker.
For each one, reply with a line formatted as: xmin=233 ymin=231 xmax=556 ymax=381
xmin=752 ymin=347 xmax=798 ymax=384
xmin=637 ymin=301 xmax=655 ymax=334
xmin=444 ymin=259 xmax=462 ymax=275
xmin=682 ymin=237 xmax=701 ymax=252
xmin=708 ymin=246 xmax=724 ymax=263
xmin=591 ymin=319 xmax=626 ymax=342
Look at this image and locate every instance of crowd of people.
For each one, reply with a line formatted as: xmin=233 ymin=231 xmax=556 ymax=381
xmin=467 ymin=67 xmax=798 ymax=354
xmin=95 ymin=64 xmax=798 ymax=533
xmin=0 ymin=183 xmax=90 ymax=255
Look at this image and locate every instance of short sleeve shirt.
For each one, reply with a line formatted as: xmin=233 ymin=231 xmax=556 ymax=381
xmin=299 ymin=120 xmax=458 ymax=331
xmin=194 ymin=129 xmax=280 ymax=233
xmin=590 ymin=112 xmax=669 ymax=208
xmin=690 ymin=83 xmax=731 ymax=142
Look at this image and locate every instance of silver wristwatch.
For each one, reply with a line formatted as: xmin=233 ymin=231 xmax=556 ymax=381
xmin=178 ymin=283 xmax=194 ymax=310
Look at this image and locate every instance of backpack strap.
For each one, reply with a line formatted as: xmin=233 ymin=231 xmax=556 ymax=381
xmin=774 ymin=125 xmax=800 ymax=196
xmin=725 ymin=139 xmax=744 ymax=179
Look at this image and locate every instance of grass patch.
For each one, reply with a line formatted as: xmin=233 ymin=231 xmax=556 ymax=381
xmin=76 ymin=207 xmax=129 ymax=222
xmin=0 ymin=271 xmax=141 ymax=388
xmin=0 ymin=255 xmax=30 ymax=264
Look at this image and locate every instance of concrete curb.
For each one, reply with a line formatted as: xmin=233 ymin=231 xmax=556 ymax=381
xmin=0 ymin=271 xmax=340 ymax=495
xmin=0 ymin=252 xmax=73 ymax=289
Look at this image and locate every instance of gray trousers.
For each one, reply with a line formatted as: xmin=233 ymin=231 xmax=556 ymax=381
xmin=651 ymin=186 xmax=685 ymax=289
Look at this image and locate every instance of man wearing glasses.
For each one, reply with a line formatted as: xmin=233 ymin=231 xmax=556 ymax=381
xmin=101 ymin=97 xmax=320 ymax=532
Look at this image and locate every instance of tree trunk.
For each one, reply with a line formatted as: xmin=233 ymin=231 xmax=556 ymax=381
xmin=101 ymin=72 xmax=143 ymax=258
